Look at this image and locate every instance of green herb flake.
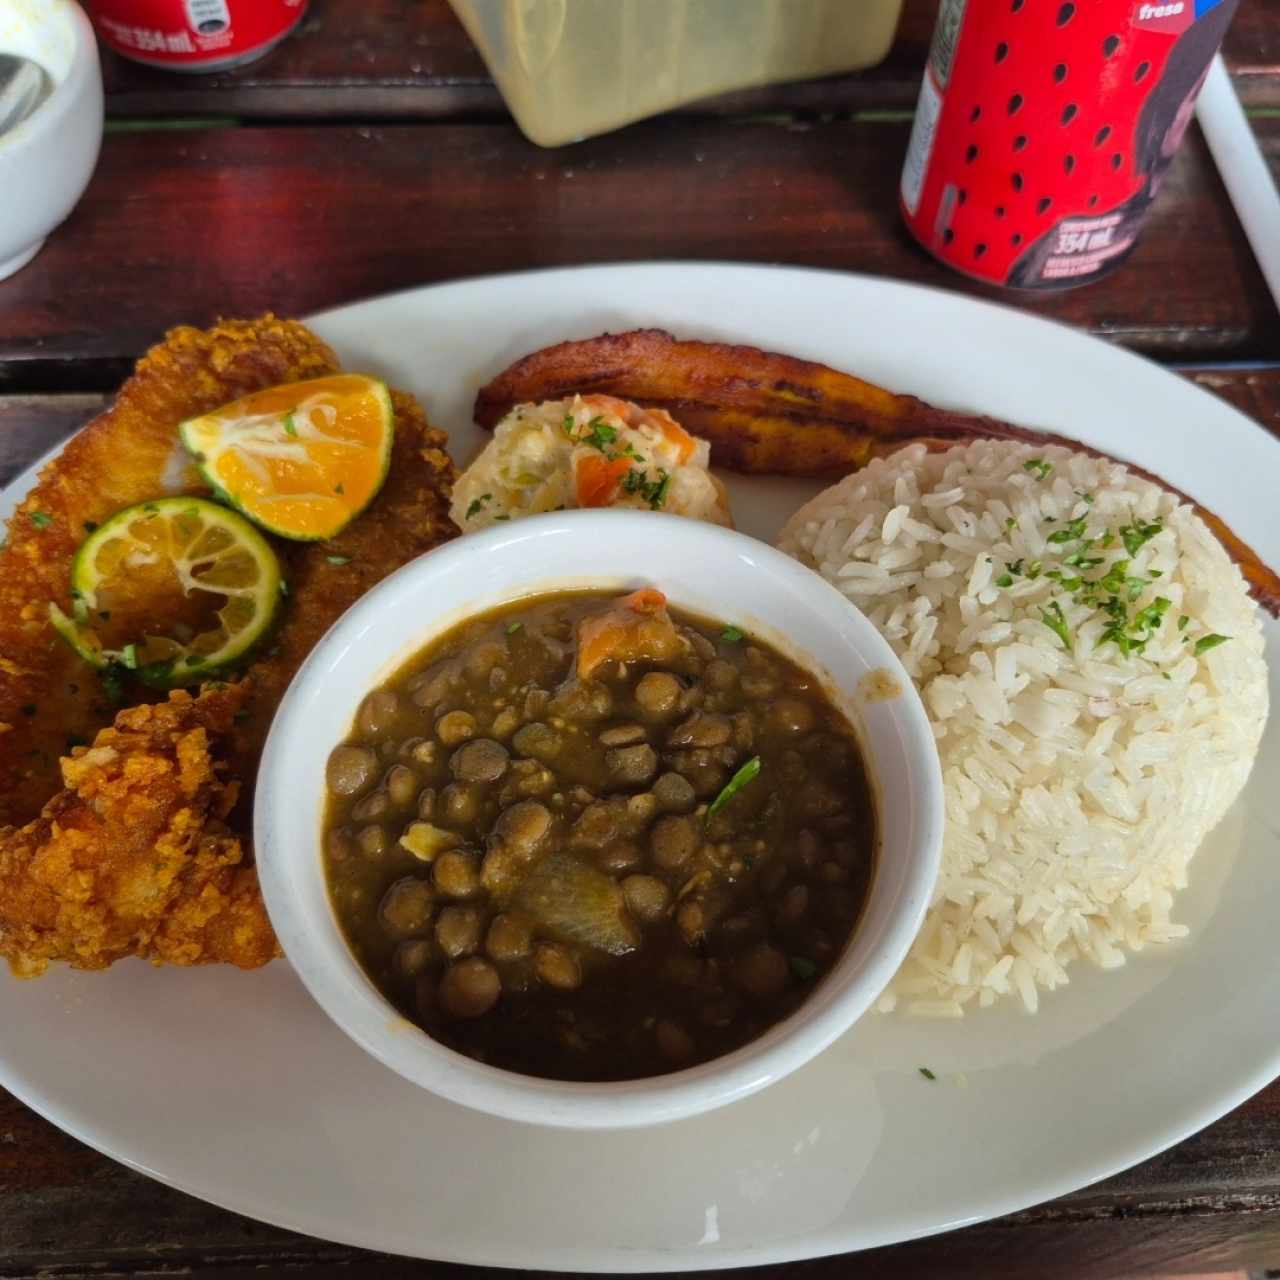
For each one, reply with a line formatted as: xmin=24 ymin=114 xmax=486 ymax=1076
xmin=28 ymin=511 xmax=52 ymax=530
xmin=706 ymin=756 xmax=761 ymax=824
xmin=1119 ymin=519 xmax=1163 ymax=557
xmin=561 ymin=413 xmax=576 ymax=438
xmin=720 ymin=625 xmax=745 ymax=644
xmin=580 ymin=417 xmax=619 ymax=451
xmin=1039 ymin=601 xmax=1071 ymax=649
xmin=1177 ymin=615 xmax=1190 ymax=631
xmin=1022 ymin=458 xmax=1053 ymax=480
xmin=465 ymin=493 xmax=493 ymax=520
xmin=1004 ymin=517 xmax=1019 ymax=532
xmin=505 ymin=621 xmax=523 ymax=635
xmin=918 ymin=1066 xmax=937 ymax=1081
xmin=334 ymin=482 xmax=345 ymax=495
xmin=1194 ymin=633 xmax=1231 ymax=657
xmin=995 ymin=574 xmax=1014 ymax=588
xmin=790 ymin=956 xmax=819 ymax=981
xmin=120 ymin=643 xmax=139 ymax=670
xmin=282 ymin=413 xmax=298 ymax=438
xmin=1161 ymin=671 xmax=1172 ymax=681
xmin=1046 ymin=515 xmax=1088 ymax=545
xmin=493 ymin=514 xmax=511 ymax=522
xmin=1026 ymin=560 xmax=1043 ymax=580
xmin=100 ymin=664 xmax=128 ymax=706
xmin=326 ymin=554 xmax=351 ymax=566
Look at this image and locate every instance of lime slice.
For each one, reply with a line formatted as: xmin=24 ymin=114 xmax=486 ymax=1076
xmin=178 ymin=374 xmax=395 ymax=542
xmin=49 ymin=497 xmax=283 ymax=688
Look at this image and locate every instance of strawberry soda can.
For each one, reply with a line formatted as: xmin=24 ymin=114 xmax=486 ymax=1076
xmin=90 ymin=0 xmax=308 ymax=73
xmin=900 ymin=0 xmax=1240 ymax=290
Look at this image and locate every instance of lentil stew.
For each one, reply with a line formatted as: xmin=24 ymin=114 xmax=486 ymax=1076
xmin=322 ymin=588 xmax=876 ymax=1081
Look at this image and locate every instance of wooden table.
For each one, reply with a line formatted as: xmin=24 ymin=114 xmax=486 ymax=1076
xmin=3 ymin=2 xmax=1279 ymax=1276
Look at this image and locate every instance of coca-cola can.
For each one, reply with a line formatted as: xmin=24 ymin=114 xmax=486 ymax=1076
xmin=90 ymin=0 xmax=308 ymax=73
xmin=900 ymin=0 xmax=1240 ymax=290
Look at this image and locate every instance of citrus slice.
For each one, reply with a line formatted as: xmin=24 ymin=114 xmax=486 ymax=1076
xmin=178 ymin=374 xmax=395 ymax=541
xmin=49 ymin=497 xmax=283 ymax=688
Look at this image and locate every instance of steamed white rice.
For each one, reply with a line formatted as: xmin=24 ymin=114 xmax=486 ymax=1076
xmin=778 ymin=439 xmax=1268 ymax=1016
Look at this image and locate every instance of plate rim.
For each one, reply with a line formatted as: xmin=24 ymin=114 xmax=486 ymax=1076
xmin=0 ymin=260 xmax=1276 ymax=1270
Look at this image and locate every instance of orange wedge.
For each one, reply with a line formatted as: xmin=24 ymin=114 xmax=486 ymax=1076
xmin=179 ymin=374 xmax=395 ymax=541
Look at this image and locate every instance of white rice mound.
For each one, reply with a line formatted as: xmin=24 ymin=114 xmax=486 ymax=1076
xmin=778 ymin=439 xmax=1268 ymax=1017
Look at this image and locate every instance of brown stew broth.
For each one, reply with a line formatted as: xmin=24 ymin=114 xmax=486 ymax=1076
xmin=323 ymin=590 xmax=876 ymax=1082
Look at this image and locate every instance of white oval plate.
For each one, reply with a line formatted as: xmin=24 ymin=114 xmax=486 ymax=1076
xmin=1 ymin=264 xmax=1276 ymax=1270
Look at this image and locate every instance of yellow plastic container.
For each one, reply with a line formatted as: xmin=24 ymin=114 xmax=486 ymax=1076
xmin=449 ymin=0 xmax=905 ymax=146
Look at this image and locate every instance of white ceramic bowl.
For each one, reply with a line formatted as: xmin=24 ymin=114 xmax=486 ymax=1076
xmin=256 ymin=512 xmax=943 ymax=1129
xmin=0 ymin=0 xmax=102 ymax=281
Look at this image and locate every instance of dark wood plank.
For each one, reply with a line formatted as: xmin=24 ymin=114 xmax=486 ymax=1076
xmin=2 ymin=117 xmax=1277 ymax=391
xmin=97 ymin=0 xmax=1280 ymax=121
xmin=0 ymin=396 xmax=108 ymax=488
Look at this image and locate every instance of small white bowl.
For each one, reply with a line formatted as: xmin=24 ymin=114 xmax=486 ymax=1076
xmin=0 ymin=0 xmax=102 ymax=281
xmin=256 ymin=512 xmax=943 ymax=1129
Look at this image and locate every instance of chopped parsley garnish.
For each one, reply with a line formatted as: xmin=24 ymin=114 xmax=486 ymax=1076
xmin=334 ymin=482 xmax=345 ymax=495
xmin=1026 ymin=560 xmax=1043 ymax=579
xmin=1075 ymin=490 xmax=1094 ymax=506
xmin=465 ymin=493 xmax=493 ymax=520
xmin=1194 ymin=633 xmax=1231 ymax=656
xmin=100 ymin=664 xmax=128 ymax=705
xmin=1039 ymin=600 xmax=1071 ymax=649
xmin=1046 ymin=515 xmax=1089 ymax=544
xmin=1004 ymin=517 xmax=1018 ymax=532
xmin=1022 ymin=458 xmax=1053 ymax=480
xmin=505 ymin=621 xmax=523 ymax=635
xmin=706 ymin=756 xmax=761 ymax=825
xmin=790 ymin=956 xmax=818 ymax=981
xmin=493 ymin=514 xmax=510 ymax=522
xmin=282 ymin=413 xmax=298 ymax=437
xmin=720 ymin=625 xmax=745 ymax=643
xmin=918 ymin=1067 xmax=937 ymax=1081
xmin=28 ymin=511 xmax=52 ymax=530
xmin=1177 ymin=615 xmax=1190 ymax=631
xmin=622 ymin=467 xmax=671 ymax=510
xmin=561 ymin=413 xmax=576 ymax=438
xmin=1119 ymin=519 xmax=1163 ymax=557
xmin=1100 ymin=595 xmax=1170 ymax=657
xmin=995 ymin=574 xmax=1014 ymax=588
xmin=579 ymin=417 xmax=618 ymax=451
xmin=326 ymin=554 xmax=351 ymax=566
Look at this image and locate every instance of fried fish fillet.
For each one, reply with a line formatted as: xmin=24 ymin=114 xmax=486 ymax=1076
xmin=0 ymin=687 xmax=276 ymax=977
xmin=475 ymin=328 xmax=1280 ymax=615
xmin=0 ymin=317 xmax=458 ymax=974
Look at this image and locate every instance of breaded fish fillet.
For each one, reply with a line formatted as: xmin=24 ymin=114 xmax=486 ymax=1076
xmin=0 ymin=687 xmax=276 ymax=976
xmin=0 ymin=317 xmax=458 ymax=974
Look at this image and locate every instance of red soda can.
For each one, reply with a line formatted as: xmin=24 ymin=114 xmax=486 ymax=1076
xmin=900 ymin=0 xmax=1240 ymax=290
xmin=90 ymin=0 xmax=308 ymax=73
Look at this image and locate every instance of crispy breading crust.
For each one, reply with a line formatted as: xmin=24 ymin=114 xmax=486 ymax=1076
xmin=0 ymin=687 xmax=278 ymax=975
xmin=0 ymin=317 xmax=459 ymax=973
xmin=0 ymin=317 xmax=341 ymax=825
